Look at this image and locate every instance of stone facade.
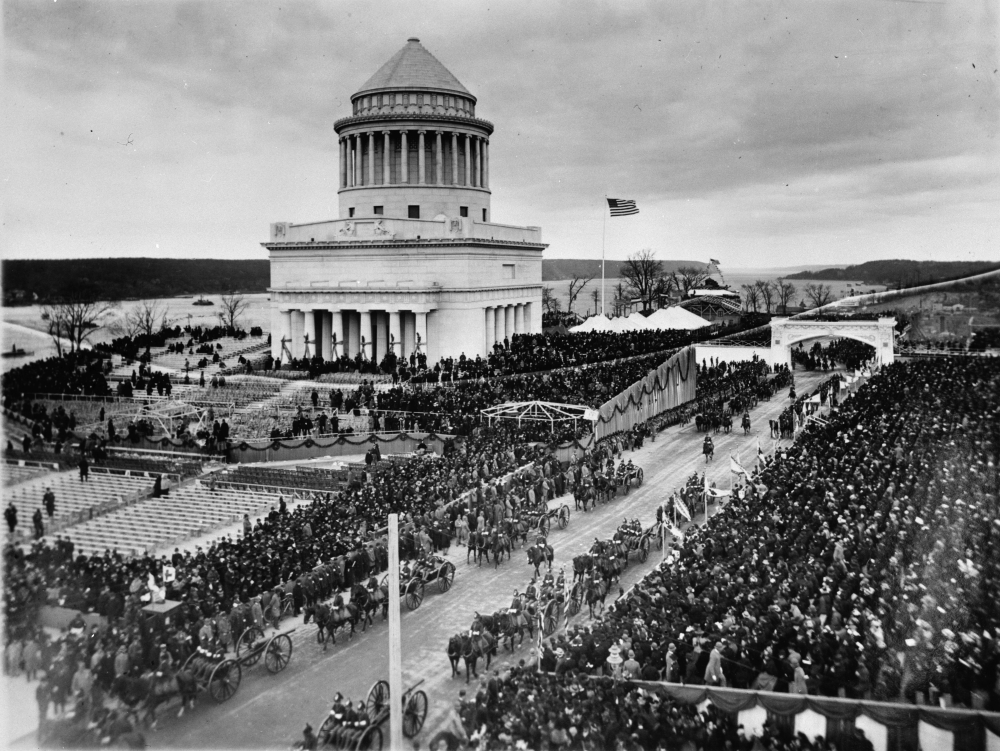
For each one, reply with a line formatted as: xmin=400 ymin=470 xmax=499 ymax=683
xmin=264 ymin=38 xmax=545 ymax=364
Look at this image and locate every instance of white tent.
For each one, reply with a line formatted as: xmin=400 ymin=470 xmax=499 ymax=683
xmin=625 ymin=312 xmax=654 ymax=331
xmin=646 ymin=306 xmax=713 ymax=330
xmin=571 ymin=314 xmax=613 ymax=333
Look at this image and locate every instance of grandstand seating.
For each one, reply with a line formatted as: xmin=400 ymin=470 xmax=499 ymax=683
xmin=101 ymin=454 xmax=205 ymax=478
xmin=4 ymin=469 xmax=156 ymax=537
xmin=220 ymin=465 xmax=347 ymax=492
xmin=2 ymin=462 xmax=51 ymax=487
xmin=50 ymin=481 xmax=282 ymax=556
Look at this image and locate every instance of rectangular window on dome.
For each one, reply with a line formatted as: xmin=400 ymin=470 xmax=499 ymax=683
xmin=363 ymin=97 xmax=369 ymax=109
xmin=373 ymin=206 xmax=383 ymax=215
xmin=460 ymin=206 xmax=468 ymax=217
xmin=408 ymin=205 xmax=420 ymax=219
xmin=349 ymin=207 xmax=355 ymax=218
xmin=482 ymin=208 xmax=488 ymax=222
xmin=377 ymin=95 xmax=383 ymax=107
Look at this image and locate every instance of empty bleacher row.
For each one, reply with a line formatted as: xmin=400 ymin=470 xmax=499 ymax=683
xmin=4 ymin=468 xmax=156 ymax=538
xmin=49 ymin=482 xmax=282 ymax=556
xmin=53 ymin=482 xmax=280 ymax=555
xmin=219 ymin=464 xmax=348 ymax=492
xmin=2 ymin=463 xmax=51 ymax=487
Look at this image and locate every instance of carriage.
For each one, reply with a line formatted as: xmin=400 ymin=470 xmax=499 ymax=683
xmin=381 ymin=556 xmax=456 ymax=611
xmin=317 ymin=679 xmax=428 ymax=750
xmin=613 ymin=465 xmax=644 ymax=495
xmin=178 ymin=627 xmax=294 ymax=703
xmin=614 ymin=522 xmax=662 ymax=563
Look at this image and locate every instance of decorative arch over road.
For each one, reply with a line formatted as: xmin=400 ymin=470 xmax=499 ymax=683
xmin=771 ymin=317 xmax=896 ymax=368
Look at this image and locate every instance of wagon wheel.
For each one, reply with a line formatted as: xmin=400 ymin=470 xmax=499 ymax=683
xmin=438 ymin=562 xmax=455 ymax=592
xmin=358 ymin=725 xmax=383 ymax=751
xmin=236 ymin=624 xmax=266 ymax=665
xmin=402 ymin=689 xmax=428 ymax=738
xmin=543 ymin=611 xmax=557 ymax=636
xmin=264 ymin=632 xmax=293 ymax=673
xmin=539 ymin=514 xmax=551 ymax=536
xmin=366 ymin=680 xmax=390 ymax=721
xmin=208 ymin=658 xmax=241 ymax=702
xmin=281 ymin=593 xmax=293 ymax=617
xmin=318 ymin=714 xmax=337 ymax=745
xmin=638 ymin=536 xmax=650 ymax=563
xmin=180 ymin=651 xmax=198 ymax=673
xmin=405 ymin=580 xmax=425 ymax=611
xmin=558 ymin=505 xmax=570 ymax=529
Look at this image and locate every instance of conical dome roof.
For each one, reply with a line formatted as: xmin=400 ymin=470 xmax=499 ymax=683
xmin=354 ymin=38 xmax=472 ymax=100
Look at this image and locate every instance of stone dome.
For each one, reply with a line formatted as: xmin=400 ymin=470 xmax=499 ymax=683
xmin=353 ymin=38 xmax=473 ymax=101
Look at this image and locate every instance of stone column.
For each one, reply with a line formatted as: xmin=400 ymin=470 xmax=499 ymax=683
xmin=451 ymin=132 xmax=459 ymax=184
xmin=514 ymin=303 xmax=524 ymax=335
xmin=277 ymin=309 xmax=292 ymax=361
xmin=476 ymin=137 xmax=483 ymax=188
xmin=321 ymin=311 xmax=332 ymax=360
xmin=348 ymin=136 xmax=355 ymax=187
xmin=464 ymin=134 xmax=472 ymax=186
xmin=290 ymin=310 xmax=304 ymax=358
xmin=483 ymin=139 xmax=489 ymax=190
xmin=524 ymin=302 xmax=534 ymax=334
xmin=485 ymin=307 xmax=495 ymax=352
xmin=367 ymin=132 xmax=376 ymax=186
xmin=330 ymin=310 xmax=344 ymax=358
xmin=303 ymin=310 xmax=316 ymax=359
xmin=375 ymin=312 xmax=388 ymax=364
xmin=389 ymin=310 xmax=402 ymax=357
xmin=347 ymin=312 xmax=360 ymax=357
xmin=494 ymin=305 xmax=504 ymax=345
xmin=383 ymin=131 xmax=392 ymax=184
xmin=339 ymin=139 xmax=347 ymax=189
xmin=417 ymin=131 xmax=426 ymax=185
xmin=359 ymin=311 xmax=372 ymax=360
xmin=400 ymin=131 xmax=409 ymax=184
xmin=415 ymin=311 xmax=428 ymax=354
xmin=434 ymin=131 xmax=443 ymax=185
xmin=504 ymin=305 xmax=515 ymax=340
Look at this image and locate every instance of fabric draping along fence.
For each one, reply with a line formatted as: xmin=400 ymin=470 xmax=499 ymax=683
xmin=594 ymin=346 xmax=697 ymax=441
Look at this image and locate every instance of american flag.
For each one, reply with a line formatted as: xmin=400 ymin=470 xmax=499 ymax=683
xmin=607 ymin=198 xmax=639 ymax=217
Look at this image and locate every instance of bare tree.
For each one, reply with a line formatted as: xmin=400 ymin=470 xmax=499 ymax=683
xmin=653 ymin=275 xmax=676 ymax=309
xmin=43 ymin=299 xmax=117 ymax=353
xmin=804 ymin=283 xmax=835 ymax=309
xmin=741 ymin=284 xmax=761 ymax=313
xmin=672 ymin=266 xmax=709 ymax=298
xmin=755 ymin=280 xmax=776 ymax=313
xmin=775 ymin=279 xmax=797 ymax=315
xmin=124 ymin=300 xmax=173 ymax=354
xmin=566 ymin=274 xmax=594 ymax=315
xmin=542 ymin=286 xmax=561 ymax=315
xmin=218 ymin=293 xmax=249 ymax=331
xmin=621 ymin=249 xmax=665 ymax=312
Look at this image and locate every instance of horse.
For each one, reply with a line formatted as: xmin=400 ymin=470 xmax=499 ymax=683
xmin=113 ymin=669 xmax=197 ymax=728
xmin=454 ymin=626 xmax=497 ymax=683
xmin=703 ymin=438 xmax=715 ymax=463
xmin=489 ymin=531 xmax=511 ymax=568
xmin=304 ymin=597 xmax=359 ymax=650
xmin=742 ymin=413 xmax=751 ymax=435
xmin=584 ymin=576 xmax=609 ymax=618
xmin=448 ymin=634 xmax=480 ymax=684
xmin=493 ymin=607 xmax=533 ymax=651
xmin=349 ymin=583 xmax=378 ymax=630
xmin=506 ymin=518 xmax=530 ymax=547
xmin=467 ymin=530 xmax=490 ymax=566
xmin=527 ymin=542 xmax=554 ymax=577
xmin=365 ymin=576 xmax=389 ymax=621
xmin=722 ymin=414 xmax=733 ymax=434
xmin=572 ymin=553 xmax=593 ymax=582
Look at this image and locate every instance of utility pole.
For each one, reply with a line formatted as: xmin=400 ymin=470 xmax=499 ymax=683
xmin=387 ymin=514 xmax=403 ymax=750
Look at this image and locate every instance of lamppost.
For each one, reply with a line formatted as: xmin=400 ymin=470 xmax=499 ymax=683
xmin=606 ymin=645 xmax=623 ymax=683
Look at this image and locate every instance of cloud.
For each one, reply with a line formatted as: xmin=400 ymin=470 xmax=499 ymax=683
xmin=3 ymin=0 xmax=998 ymax=267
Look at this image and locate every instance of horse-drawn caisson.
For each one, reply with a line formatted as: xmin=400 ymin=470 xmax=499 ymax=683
xmin=312 ymin=681 xmax=428 ymax=750
xmin=382 ymin=554 xmax=456 ymax=611
xmin=180 ymin=626 xmax=294 ymax=702
xmin=613 ymin=460 xmax=644 ymax=495
xmin=611 ymin=518 xmax=661 ymax=563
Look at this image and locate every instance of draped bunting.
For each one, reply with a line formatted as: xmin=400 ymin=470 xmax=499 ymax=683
xmin=595 ymin=346 xmax=697 ymax=440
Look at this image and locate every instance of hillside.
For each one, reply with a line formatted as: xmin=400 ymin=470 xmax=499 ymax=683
xmin=3 ymin=259 xmax=271 ymax=305
xmin=542 ymin=258 xmax=704 ymax=281
xmin=786 ymin=260 xmax=1000 ymax=287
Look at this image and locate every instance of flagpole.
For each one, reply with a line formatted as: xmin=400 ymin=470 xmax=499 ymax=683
xmin=601 ymin=196 xmax=607 ymax=316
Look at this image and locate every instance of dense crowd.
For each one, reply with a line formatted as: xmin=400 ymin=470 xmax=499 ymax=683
xmin=790 ymin=339 xmax=875 ymax=373
xmin=548 ymin=357 xmax=1000 ymax=711
xmin=460 ymin=669 xmax=873 ymax=751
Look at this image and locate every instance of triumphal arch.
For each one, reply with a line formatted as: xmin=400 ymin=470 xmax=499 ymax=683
xmin=771 ymin=317 xmax=897 ymax=367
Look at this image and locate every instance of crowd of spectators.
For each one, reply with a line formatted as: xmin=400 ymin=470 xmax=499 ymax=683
xmin=790 ymin=340 xmax=875 ymax=373
xmin=546 ymin=357 xmax=1000 ymax=711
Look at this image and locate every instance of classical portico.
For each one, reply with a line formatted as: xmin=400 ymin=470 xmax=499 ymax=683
xmin=265 ymin=38 xmax=544 ymax=364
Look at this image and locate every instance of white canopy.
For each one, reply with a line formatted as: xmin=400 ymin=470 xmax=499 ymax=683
xmin=645 ymin=306 xmax=712 ymax=330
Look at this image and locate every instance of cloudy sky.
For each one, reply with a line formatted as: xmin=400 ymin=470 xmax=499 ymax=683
xmin=4 ymin=0 xmax=998 ymax=268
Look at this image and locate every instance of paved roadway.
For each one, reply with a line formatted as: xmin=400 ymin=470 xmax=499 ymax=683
xmin=112 ymin=369 xmax=834 ymax=750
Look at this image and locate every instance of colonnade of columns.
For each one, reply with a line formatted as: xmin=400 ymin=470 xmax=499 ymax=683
xmin=339 ymin=130 xmax=489 ymax=189
xmin=484 ymin=302 xmax=531 ymax=351
xmin=276 ymin=308 xmax=428 ymax=364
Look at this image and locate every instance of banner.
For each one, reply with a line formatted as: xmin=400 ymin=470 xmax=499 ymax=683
xmin=675 ymin=497 xmax=692 ymax=520
xmin=707 ymin=487 xmax=731 ymax=498
xmin=730 ymin=456 xmax=748 ymax=476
